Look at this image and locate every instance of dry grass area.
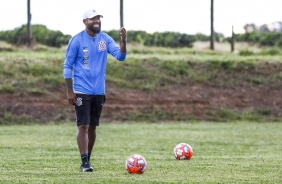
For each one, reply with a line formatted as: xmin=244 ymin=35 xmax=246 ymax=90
xmin=193 ymin=41 xmax=264 ymax=53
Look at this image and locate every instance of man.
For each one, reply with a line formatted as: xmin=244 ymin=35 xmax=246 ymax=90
xmin=63 ymin=9 xmax=127 ymax=172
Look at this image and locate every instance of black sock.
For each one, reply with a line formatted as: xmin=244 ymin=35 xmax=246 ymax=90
xmin=81 ymin=154 xmax=88 ymax=165
xmin=88 ymin=153 xmax=91 ymax=162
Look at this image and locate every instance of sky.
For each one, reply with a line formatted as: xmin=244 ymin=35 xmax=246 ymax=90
xmin=0 ymin=0 xmax=281 ymax=37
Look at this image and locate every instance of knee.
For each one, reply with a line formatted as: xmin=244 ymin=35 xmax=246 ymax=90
xmin=78 ymin=125 xmax=89 ymax=132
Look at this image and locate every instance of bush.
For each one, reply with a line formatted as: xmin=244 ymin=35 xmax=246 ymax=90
xmin=239 ymin=49 xmax=254 ymax=56
xmin=230 ymin=32 xmax=282 ymax=48
xmin=259 ymin=47 xmax=281 ymax=55
xmin=259 ymin=32 xmax=282 ymax=47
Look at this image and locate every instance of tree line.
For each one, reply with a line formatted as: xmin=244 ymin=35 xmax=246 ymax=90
xmin=0 ymin=25 xmax=71 ymax=48
xmin=0 ymin=24 xmax=281 ymax=48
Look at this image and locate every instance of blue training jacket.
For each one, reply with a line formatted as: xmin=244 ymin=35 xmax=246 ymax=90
xmin=63 ymin=30 xmax=127 ymax=95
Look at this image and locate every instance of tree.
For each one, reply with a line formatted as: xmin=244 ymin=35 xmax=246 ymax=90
xmin=210 ymin=0 xmax=215 ymax=50
xmin=120 ymin=0 xmax=124 ymax=27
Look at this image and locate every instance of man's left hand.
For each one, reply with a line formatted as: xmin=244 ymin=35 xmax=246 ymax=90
xmin=120 ymin=27 xmax=127 ymax=43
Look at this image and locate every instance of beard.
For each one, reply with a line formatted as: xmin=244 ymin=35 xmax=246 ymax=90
xmin=87 ymin=22 xmax=101 ymax=34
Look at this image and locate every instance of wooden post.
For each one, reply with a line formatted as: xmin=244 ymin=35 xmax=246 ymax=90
xmin=231 ymin=26 xmax=234 ymax=52
xmin=27 ymin=0 xmax=32 ymax=46
xmin=210 ymin=0 xmax=215 ymax=50
xmin=120 ymin=0 xmax=124 ymax=27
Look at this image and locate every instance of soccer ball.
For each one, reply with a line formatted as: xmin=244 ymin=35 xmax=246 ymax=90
xmin=174 ymin=143 xmax=193 ymax=160
xmin=125 ymin=154 xmax=147 ymax=174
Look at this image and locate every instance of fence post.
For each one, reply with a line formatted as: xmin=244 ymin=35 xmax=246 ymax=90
xmin=27 ymin=0 xmax=32 ymax=46
xmin=231 ymin=26 xmax=234 ymax=52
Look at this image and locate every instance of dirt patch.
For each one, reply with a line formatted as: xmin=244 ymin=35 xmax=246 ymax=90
xmin=104 ymin=85 xmax=282 ymax=121
xmin=1 ymin=84 xmax=281 ymax=123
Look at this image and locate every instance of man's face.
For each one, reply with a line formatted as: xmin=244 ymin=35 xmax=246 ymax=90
xmin=84 ymin=16 xmax=101 ymax=34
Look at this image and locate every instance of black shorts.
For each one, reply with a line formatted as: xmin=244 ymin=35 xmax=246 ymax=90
xmin=75 ymin=94 xmax=106 ymax=126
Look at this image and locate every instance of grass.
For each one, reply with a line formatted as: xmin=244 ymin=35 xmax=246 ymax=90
xmin=0 ymin=122 xmax=281 ymax=183
xmin=1 ymin=42 xmax=282 ymax=93
xmin=0 ymin=42 xmax=281 ymax=122
xmin=107 ymin=46 xmax=282 ymax=90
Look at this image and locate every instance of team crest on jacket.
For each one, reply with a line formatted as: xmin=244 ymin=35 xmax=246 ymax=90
xmin=98 ymin=41 xmax=106 ymax=51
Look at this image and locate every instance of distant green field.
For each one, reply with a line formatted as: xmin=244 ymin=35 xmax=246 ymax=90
xmin=0 ymin=122 xmax=281 ymax=183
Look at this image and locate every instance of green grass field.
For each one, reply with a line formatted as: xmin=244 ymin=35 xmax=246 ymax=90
xmin=0 ymin=122 xmax=281 ymax=183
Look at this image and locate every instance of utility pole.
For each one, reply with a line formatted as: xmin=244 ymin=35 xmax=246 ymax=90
xmin=27 ymin=0 xmax=32 ymax=46
xmin=210 ymin=0 xmax=215 ymax=50
xmin=120 ymin=0 xmax=124 ymax=27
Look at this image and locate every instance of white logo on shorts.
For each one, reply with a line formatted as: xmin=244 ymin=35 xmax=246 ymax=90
xmin=76 ymin=97 xmax=82 ymax=106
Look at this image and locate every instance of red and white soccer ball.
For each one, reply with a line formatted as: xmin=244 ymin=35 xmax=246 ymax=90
xmin=125 ymin=154 xmax=147 ymax=174
xmin=174 ymin=143 xmax=193 ymax=160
